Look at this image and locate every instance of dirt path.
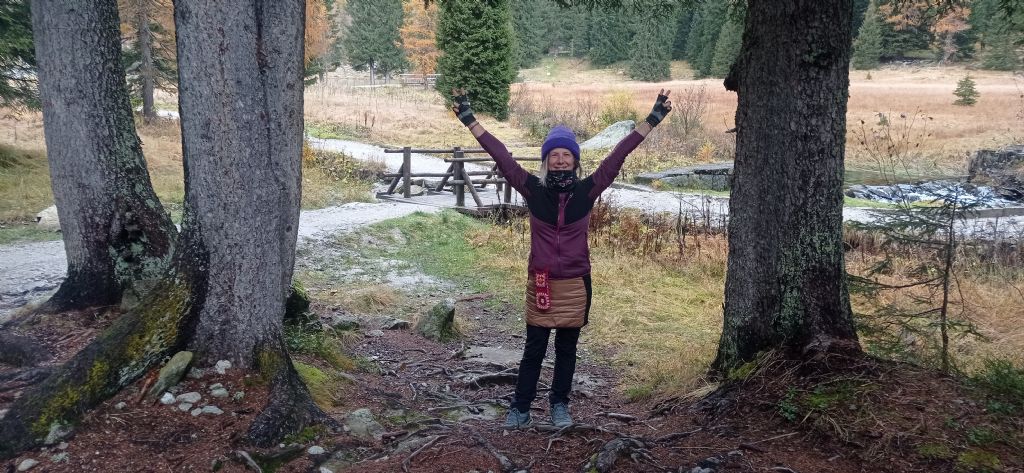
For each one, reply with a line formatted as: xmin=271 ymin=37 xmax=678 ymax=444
xmin=0 ymin=201 xmax=439 ymax=318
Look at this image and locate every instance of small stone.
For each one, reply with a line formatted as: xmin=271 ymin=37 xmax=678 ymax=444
xmin=159 ymin=393 xmax=176 ymax=405
xmin=380 ymin=318 xmax=410 ymax=330
xmin=17 ymin=459 xmax=39 ymax=471
xmin=307 ymin=445 xmax=326 ymax=455
xmin=330 ymin=314 xmax=360 ymax=331
xmin=215 ymin=360 xmax=232 ymax=375
xmin=187 ymin=368 xmax=205 ymax=379
xmin=57 ymin=442 xmax=68 ymax=450
xmin=178 ymin=403 xmax=193 ymax=411
xmin=232 ymin=391 xmax=245 ymax=401
xmin=50 ymin=452 xmax=69 ymax=463
xmin=366 ymin=329 xmax=385 ymax=337
xmin=114 ymin=402 xmax=127 ymax=410
xmin=209 ymin=383 xmax=224 ymax=391
xmin=44 ymin=421 xmax=74 ymax=445
xmin=344 ymin=408 xmax=385 ymax=441
xmin=147 ymin=351 xmax=194 ymax=399
xmin=319 ymin=468 xmax=335 ymax=473
xmin=176 ymin=392 xmax=202 ymax=404
xmin=201 ymin=405 xmax=224 ymax=415
xmin=211 ymin=388 xmax=230 ymax=398
xmin=191 ymin=408 xmax=202 ymax=417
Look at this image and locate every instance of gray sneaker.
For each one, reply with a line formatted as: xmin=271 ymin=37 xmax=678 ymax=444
xmin=550 ymin=403 xmax=573 ymax=427
xmin=503 ymin=408 xmax=531 ymax=429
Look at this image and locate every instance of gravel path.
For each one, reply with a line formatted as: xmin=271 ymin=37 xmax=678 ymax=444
xmin=4 ymin=137 xmax=1019 ymax=316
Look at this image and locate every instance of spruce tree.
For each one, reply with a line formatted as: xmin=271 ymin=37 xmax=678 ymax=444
xmin=693 ymin=0 xmax=727 ymax=78
xmin=953 ymin=75 xmax=979 ymax=105
xmin=435 ymin=0 xmax=516 ymax=119
xmin=512 ymin=0 xmax=548 ymax=68
xmin=684 ymin=11 xmax=704 ymax=67
xmin=585 ymin=6 xmax=630 ymax=66
xmin=709 ymin=11 xmax=742 ymax=78
xmin=0 ymin=0 xmax=37 ymax=109
xmin=589 ymin=7 xmax=633 ymax=66
xmin=628 ymin=8 xmax=673 ymax=81
xmin=672 ymin=8 xmax=693 ymax=60
xmin=344 ymin=0 xmax=406 ymax=83
xmin=981 ymin=31 xmax=1020 ymax=70
xmin=852 ymin=0 xmax=883 ymax=69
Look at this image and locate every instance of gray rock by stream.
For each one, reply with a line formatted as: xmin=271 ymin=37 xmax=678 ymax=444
xmin=635 ymin=162 xmax=734 ymax=191
xmin=968 ymin=145 xmax=1024 ymax=201
xmin=580 ymin=120 xmax=636 ymax=149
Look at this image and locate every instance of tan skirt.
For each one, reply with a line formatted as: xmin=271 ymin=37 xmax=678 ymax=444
xmin=525 ymin=276 xmax=588 ymax=328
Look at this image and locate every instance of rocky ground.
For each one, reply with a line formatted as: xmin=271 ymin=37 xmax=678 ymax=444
xmin=3 ymin=211 xmax=1021 ymax=473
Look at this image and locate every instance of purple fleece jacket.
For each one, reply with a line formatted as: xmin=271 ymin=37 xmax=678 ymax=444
xmin=475 ymin=130 xmax=645 ymax=278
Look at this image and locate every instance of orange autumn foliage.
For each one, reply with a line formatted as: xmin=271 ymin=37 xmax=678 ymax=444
xmin=400 ymin=0 xmax=439 ymax=75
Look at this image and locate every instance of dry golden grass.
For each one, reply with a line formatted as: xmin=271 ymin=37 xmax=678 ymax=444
xmin=846 ymin=245 xmax=1024 ymax=370
xmin=0 ymin=107 xmax=380 ymax=221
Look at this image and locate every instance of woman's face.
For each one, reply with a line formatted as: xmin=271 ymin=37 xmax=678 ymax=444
xmin=547 ymin=148 xmax=575 ymax=171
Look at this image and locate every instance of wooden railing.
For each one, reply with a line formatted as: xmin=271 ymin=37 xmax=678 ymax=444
xmin=381 ymin=147 xmax=540 ymax=208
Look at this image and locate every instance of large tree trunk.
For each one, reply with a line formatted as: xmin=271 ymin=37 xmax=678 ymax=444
xmin=30 ymin=0 xmax=175 ymax=312
xmin=138 ymin=0 xmax=157 ymax=123
xmin=0 ymin=0 xmax=331 ymax=459
xmin=714 ymin=0 xmax=860 ymax=371
xmin=173 ymin=0 xmax=330 ymax=442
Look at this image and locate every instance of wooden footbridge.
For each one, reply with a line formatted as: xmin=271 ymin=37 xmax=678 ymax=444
xmin=378 ymin=146 xmax=539 ymax=216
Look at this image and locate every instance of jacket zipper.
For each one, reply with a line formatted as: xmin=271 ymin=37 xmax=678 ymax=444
xmin=556 ymin=193 xmax=568 ymax=277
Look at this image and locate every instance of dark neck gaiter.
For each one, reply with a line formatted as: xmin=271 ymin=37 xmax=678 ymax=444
xmin=545 ymin=170 xmax=578 ymax=192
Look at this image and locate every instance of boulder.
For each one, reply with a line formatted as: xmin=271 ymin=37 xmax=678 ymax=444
xmin=329 ymin=314 xmax=360 ymax=331
xmin=285 ymin=280 xmax=315 ymax=324
xmin=580 ymin=121 xmax=636 ymax=150
xmin=415 ymin=298 xmax=460 ymax=342
xmin=343 ymin=408 xmax=385 ymax=441
xmin=35 ymin=205 xmax=59 ymax=231
xmin=380 ymin=317 xmax=410 ymax=330
xmin=967 ymin=145 xmax=1024 ymax=201
xmin=147 ymin=351 xmax=193 ymax=399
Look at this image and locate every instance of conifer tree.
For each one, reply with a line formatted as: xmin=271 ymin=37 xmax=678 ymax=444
xmin=628 ymin=8 xmax=673 ymax=81
xmin=589 ymin=7 xmax=633 ymax=66
xmin=512 ymin=0 xmax=548 ymax=68
xmin=693 ymin=0 xmax=727 ymax=77
xmin=684 ymin=11 xmax=704 ymax=67
xmin=344 ymin=0 xmax=406 ymax=84
xmin=400 ymin=0 xmax=440 ymax=76
xmin=0 ymin=0 xmax=36 ymax=109
xmin=709 ymin=10 xmax=742 ymax=78
xmin=953 ymin=75 xmax=978 ymax=105
xmin=981 ymin=31 xmax=1020 ymax=70
xmin=435 ymin=0 xmax=516 ymax=119
xmin=852 ymin=0 xmax=883 ymax=69
xmin=672 ymin=8 xmax=693 ymax=60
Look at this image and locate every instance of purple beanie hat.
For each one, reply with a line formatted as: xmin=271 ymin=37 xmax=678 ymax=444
xmin=541 ymin=125 xmax=580 ymax=162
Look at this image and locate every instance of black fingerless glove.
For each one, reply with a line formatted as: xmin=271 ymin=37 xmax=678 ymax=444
xmin=453 ymin=93 xmax=476 ymax=127
xmin=645 ymin=93 xmax=671 ymax=127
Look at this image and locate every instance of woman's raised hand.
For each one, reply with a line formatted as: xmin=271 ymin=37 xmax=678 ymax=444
xmin=451 ymin=88 xmax=476 ymax=127
xmin=644 ymin=89 xmax=672 ymax=127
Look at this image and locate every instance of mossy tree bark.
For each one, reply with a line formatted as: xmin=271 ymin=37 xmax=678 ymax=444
xmin=31 ymin=0 xmax=176 ymax=312
xmin=713 ymin=0 xmax=861 ymax=371
xmin=0 ymin=0 xmax=331 ymax=459
xmin=173 ymin=0 xmax=331 ymax=443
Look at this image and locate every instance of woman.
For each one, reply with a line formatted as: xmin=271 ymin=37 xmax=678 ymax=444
xmin=451 ymin=88 xmax=672 ymax=428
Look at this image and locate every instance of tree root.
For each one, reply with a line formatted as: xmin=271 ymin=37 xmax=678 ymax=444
xmin=581 ymin=437 xmax=651 ymax=473
xmin=0 ymin=331 xmax=49 ymax=367
xmin=471 ymin=432 xmax=516 ymax=473
xmin=0 ymin=278 xmax=192 ymax=459
xmin=401 ymin=433 xmax=446 ymax=473
xmin=245 ymin=338 xmax=339 ymax=447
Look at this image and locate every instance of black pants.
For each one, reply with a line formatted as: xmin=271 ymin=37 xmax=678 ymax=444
xmin=511 ymin=275 xmax=591 ymax=412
